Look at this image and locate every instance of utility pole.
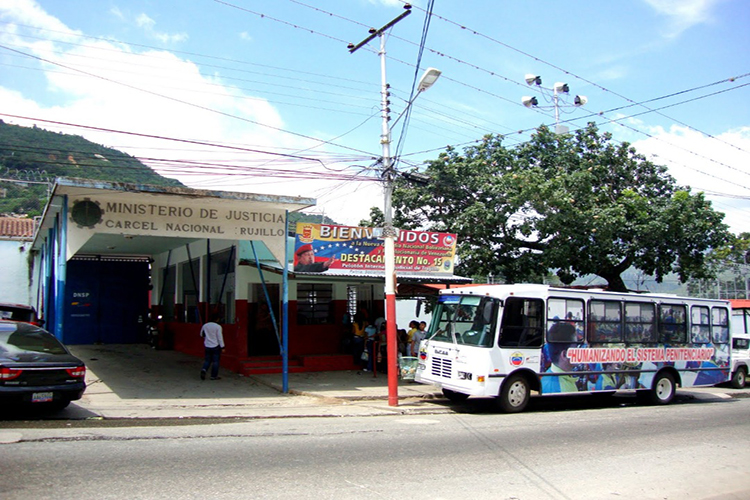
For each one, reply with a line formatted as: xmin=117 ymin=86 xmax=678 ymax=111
xmin=349 ymin=5 xmax=412 ymax=407
xmin=349 ymin=4 xmax=440 ymax=406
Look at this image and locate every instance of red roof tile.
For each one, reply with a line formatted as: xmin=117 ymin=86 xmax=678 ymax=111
xmin=0 ymin=217 xmax=36 ymax=239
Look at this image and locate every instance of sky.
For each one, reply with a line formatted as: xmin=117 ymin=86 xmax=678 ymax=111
xmin=0 ymin=0 xmax=748 ymax=234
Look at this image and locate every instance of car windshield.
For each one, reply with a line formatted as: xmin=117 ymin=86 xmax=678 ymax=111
xmin=430 ymin=295 xmax=499 ymax=347
xmin=0 ymin=323 xmax=68 ymax=355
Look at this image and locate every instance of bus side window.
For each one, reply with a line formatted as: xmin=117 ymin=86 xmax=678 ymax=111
xmin=588 ymin=300 xmax=622 ymax=343
xmin=625 ymin=302 xmax=656 ymax=344
xmin=658 ymin=304 xmax=687 ymax=344
xmin=712 ymin=307 xmax=729 ymax=344
xmin=499 ymin=297 xmax=544 ymax=347
xmin=691 ymin=306 xmax=711 ymax=344
xmin=548 ymin=297 xmax=585 ymax=343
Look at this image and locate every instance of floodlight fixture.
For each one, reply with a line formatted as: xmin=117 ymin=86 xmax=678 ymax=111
xmin=525 ymin=74 xmax=542 ymax=86
xmin=554 ymin=82 xmax=570 ymax=93
xmin=521 ymin=96 xmax=539 ymax=108
xmin=574 ymin=95 xmax=588 ymax=106
xmin=417 ymin=67 xmax=442 ymax=92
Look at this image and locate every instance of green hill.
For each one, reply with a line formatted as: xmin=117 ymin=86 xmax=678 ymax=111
xmin=0 ymin=121 xmax=339 ymax=226
xmin=0 ymin=120 xmax=185 ymax=217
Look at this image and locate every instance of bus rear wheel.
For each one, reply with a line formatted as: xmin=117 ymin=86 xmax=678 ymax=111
xmin=442 ymin=388 xmax=470 ymax=403
xmin=731 ymin=366 xmax=747 ymax=389
xmin=498 ymin=375 xmax=530 ymax=413
xmin=646 ymin=372 xmax=676 ymax=405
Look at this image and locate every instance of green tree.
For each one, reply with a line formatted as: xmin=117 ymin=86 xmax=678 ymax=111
xmin=687 ymin=232 xmax=750 ymax=298
xmin=391 ymin=123 xmax=731 ymax=292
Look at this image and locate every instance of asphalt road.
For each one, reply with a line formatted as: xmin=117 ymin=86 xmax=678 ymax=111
xmin=2 ymin=395 xmax=749 ymax=500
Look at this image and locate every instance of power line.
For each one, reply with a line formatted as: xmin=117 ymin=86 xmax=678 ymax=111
xmin=0 ymin=43 xmax=380 ymax=160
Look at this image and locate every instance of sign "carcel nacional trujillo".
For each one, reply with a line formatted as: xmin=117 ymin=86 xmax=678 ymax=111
xmin=66 ymin=193 xmax=287 ymax=261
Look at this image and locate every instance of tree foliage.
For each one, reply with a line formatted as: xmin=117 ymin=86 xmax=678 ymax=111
xmin=391 ymin=123 xmax=731 ymax=292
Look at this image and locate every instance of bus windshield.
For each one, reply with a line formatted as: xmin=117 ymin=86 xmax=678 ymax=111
xmin=430 ymin=295 xmax=499 ymax=347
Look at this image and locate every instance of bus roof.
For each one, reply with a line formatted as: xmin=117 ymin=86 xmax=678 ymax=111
xmin=438 ymin=283 xmax=731 ymax=305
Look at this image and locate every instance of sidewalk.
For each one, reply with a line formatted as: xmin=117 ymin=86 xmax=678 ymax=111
xmin=9 ymin=344 xmax=749 ymax=421
xmin=65 ymin=344 xmax=446 ymax=420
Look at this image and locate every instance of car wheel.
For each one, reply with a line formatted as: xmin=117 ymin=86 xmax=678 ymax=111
xmin=731 ymin=366 xmax=747 ymax=389
xmin=498 ymin=374 xmax=530 ymax=413
xmin=646 ymin=372 xmax=676 ymax=405
xmin=442 ymin=388 xmax=470 ymax=403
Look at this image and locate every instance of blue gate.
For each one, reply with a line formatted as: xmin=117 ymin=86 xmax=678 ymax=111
xmin=64 ymin=258 xmax=150 ymax=344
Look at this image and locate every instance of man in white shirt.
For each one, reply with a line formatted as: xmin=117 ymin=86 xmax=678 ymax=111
xmin=200 ymin=314 xmax=225 ymax=380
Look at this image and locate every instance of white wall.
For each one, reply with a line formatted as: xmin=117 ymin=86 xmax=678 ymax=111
xmin=0 ymin=240 xmax=32 ymax=305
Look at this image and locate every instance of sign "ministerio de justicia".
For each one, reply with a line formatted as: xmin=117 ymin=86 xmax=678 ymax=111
xmin=66 ymin=193 xmax=288 ymax=260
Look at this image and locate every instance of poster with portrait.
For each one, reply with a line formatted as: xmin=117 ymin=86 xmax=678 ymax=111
xmin=294 ymin=223 xmax=458 ymax=275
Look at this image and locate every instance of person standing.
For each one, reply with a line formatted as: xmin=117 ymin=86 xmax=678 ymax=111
xmin=364 ymin=321 xmax=378 ymax=372
xmin=410 ymin=321 xmax=428 ymax=357
xmin=200 ymin=314 xmax=225 ymax=380
xmin=351 ymin=313 xmax=366 ymax=368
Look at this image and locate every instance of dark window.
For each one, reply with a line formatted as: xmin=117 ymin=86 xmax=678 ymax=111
xmin=0 ymin=304 xmax=36 ymax=323
xmin=625 ymin=302 xmax=656 ymax=343
xmin=499 ymin=297 xmax=543 ymax=347
xmin=296 ymin=284 xmax=334 ymax=325
xmin=658 ymin=304 xmax=687 ymax=344
xmin=182 ymin=259 xmax=200 ymax=323
xmin=589 ymin=300 xmax=622 ymax=343
xmin=691 ymin=306 xmax=710 ymax=344
xmin=548 ymin=298 xmax=585 ymax=343
xmin=712 ymin=307 xmax=729 ymax=344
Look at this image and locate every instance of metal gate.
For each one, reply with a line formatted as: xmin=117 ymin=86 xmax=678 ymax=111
xmin=64 ymin=257 xmax=150 ymax=344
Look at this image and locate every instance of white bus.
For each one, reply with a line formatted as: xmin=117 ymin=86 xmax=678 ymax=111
xmin=730 ymin=303 xmax=750 ymax=388
xmin=415 ymin=284 xmax=732 ymax=412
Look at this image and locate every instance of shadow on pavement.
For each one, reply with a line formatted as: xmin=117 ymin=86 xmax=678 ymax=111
xmin=70 ymin=344 xmax=282 ymax=400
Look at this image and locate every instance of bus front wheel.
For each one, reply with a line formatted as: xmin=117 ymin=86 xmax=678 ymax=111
xmin=646 ymin=372 xmax=676 ymax=405
xmin=731 ymin=366 xmax=747 ymax=389
xmin=498 ymin=375 xmax=530 ymax=413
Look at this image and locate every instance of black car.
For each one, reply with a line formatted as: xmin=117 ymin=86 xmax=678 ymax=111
xmin=0 ymin=321 xmax=86 ymax=409
xmin=0 ymin=302 xmax=43 ymax=326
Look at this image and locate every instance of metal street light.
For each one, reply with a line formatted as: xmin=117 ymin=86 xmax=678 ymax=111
xmin=350 ymin=5 xmax=440 ymax=406
xmin=381 ymin=66 xmax=440 ymax=407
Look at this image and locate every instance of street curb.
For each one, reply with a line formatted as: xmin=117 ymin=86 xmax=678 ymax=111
xmin=247 ymin=374 xmax=444 ymax=403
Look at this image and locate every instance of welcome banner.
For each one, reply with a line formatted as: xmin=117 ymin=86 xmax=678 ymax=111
xmin=294 ymin=223 xmax=458 ymax=275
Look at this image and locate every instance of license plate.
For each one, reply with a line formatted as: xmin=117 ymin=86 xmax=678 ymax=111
xmin=32 ymin=392 xmax=54 ymax=403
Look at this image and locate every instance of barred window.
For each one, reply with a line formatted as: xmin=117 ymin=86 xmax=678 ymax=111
xmin=296 ymin=284 xmax=334 ymax=325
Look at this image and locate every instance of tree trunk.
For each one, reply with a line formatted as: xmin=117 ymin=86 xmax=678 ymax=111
xmin=604 ymin=274 xmax=629 ymax=293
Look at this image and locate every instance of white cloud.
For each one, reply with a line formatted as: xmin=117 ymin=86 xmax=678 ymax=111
xmin=109 ymin=7 xmax=125 ymax=21
xmin=632 ymin=125 xmax=750 ymax=234
xmin=135 ymin=13 xmax=155 ymax=29
xmin=642 ymin=0 xmax=722 ymax=38
xmin=0 ymin=0 xmax=80 ymax=39
xmin=0 ymin=2 xmax=365 ymax=222
xmin=133 ymin=12 xmax=188 ymax=44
